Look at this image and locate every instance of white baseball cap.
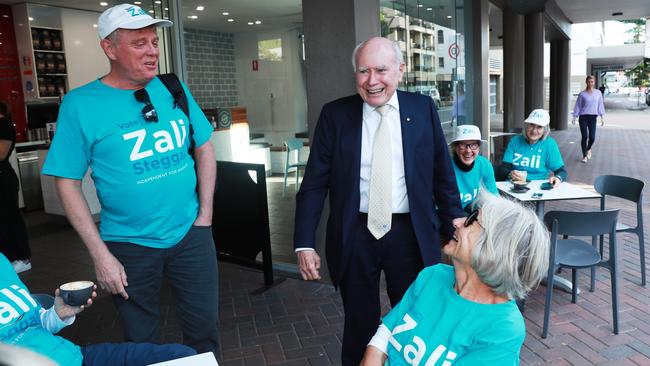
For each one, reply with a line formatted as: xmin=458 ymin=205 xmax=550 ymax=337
xmin=98 ymin=4 xmax=173 ymax=39
xmin=448 ymin=125 xmax=486 ymax=145
xmin=524 ymin=109 xmax=550 ymax=126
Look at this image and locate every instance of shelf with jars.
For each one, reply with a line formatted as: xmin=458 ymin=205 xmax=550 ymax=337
xmin=13 ymin=3 xmax=69 ymax=101
xmin=31 ymin=27 xmax=67 ymax=98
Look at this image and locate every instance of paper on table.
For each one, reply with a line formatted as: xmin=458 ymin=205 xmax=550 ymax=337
xmin=147 ymin=352 xmax=218 ymax=366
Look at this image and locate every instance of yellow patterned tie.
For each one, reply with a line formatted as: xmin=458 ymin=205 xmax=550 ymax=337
xmin=367 ymin=104 xmax=392 ymax=239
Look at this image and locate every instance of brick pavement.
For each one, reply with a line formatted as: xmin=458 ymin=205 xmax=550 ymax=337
xmin=18 ymin=121 xmax=650 ymax=365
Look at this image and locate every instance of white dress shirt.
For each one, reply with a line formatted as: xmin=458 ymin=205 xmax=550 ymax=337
xmin=359 ymin=92 xmax=409 ymax=213
xmin=295 ymin=92 xmax=409 ymax=252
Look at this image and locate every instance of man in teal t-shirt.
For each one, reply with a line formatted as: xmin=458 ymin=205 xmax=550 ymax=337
xmin=41 ymin=4 xmax=218 ymax=355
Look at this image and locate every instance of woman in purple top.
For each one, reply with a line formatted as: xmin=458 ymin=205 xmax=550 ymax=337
xmin=572 ymin=75 xmax=605 ymax=163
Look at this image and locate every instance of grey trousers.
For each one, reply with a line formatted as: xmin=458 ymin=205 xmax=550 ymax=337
xmin=106 ymin=225 xmax=219 ymax=356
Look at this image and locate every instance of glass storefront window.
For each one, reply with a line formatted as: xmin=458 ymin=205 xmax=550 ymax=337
xmin=380 ymin=0 xmax=466 ymax=134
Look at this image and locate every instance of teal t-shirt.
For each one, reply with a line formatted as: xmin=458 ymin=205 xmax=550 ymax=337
xmin=0 ymin=254 xmax=82 ymax=366
xmin=502 ymin=135 xmax=564 ymax=181
xmin=383 ymin=264 xmax=525 ymax=366
xmin=42 ymin=77 xmax=214 ymax=248
xmin=452 ymin=155 xmax=498 ymax=208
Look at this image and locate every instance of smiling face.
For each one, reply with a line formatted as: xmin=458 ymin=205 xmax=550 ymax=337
xmin=454 ymin=140 xmax=480 ymax=166
xmin=525 ymin=123 xmax=544 ymax=143
xmin=354 ymin=38 xmax=405 ymax=107
xmin=101 ymin=26 xmax=160 ymax=89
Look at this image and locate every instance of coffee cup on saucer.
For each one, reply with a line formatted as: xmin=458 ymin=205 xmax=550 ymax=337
xmin=59 ymin=281 xmax=94 ymax=306
xmin=512 ymin=180 xmax=528 ymax=192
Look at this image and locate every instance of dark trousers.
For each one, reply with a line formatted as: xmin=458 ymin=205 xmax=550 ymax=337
xmin=339 ymin=214 xmax=424 ymax=366
xmin=0 ymin=165 xmax=31 ymax=262
xmin=106 ymin=226 xmax=219 ymax=356
xmin=578 ymin=114 xmax=598 ymax=157
xmin=81 ymin=342 xmax=196 ymax=366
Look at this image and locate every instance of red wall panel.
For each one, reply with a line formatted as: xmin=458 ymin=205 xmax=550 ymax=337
xmin=0 ymin=5 xmax=27 ymax=142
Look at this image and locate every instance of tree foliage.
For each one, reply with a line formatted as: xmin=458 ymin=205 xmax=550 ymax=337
xmin=624 ymin=58 xmax=650 ymax=87
xmin=620 ymin=19 xmax=645 ymax=44
xmin=620 ymin=19 xmax=649 ymax=86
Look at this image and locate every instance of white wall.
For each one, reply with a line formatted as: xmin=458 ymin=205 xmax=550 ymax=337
xmin=234 ymin=27 xmax=308 ymax=145
xmin=61 ymin=8 xmax=109 ymax=89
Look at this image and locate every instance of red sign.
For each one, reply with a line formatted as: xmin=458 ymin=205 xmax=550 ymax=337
xmin=252 ymin=59 xmax=259 ymax=71
xmin=448 ymin=42 xmax=459 ymax=60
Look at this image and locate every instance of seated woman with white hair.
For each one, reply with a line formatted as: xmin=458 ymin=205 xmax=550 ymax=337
xmin=360 ymin=193 xmax=549 ymax=365
xmin=498 ymin=109 xmax=567 ymax=187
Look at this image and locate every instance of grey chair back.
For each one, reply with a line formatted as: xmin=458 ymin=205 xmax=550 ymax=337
xmin=544 ymin=209 xmax=618 ymax=238
xmin=594 ymin=174 xmax=644 ymax=203
xmin=594 ymin=174 xmax=645 ymax=286
xmin=541 ymin=209 xmax=620 ymax=338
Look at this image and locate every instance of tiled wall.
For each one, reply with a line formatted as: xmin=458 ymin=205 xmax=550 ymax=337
xmin=184 ymin=28 xmax=238 ymax=109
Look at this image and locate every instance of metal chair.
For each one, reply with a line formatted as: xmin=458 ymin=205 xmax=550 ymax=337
xmin=594 ymin=175 xmax=645 ymax=286
xmin=283 ymin=138 xmax=307 ymax=196
xmin=542 ymin=209 xmax=619 ymax=338
xmin=32 ymin=293 xmax=55 ymax=309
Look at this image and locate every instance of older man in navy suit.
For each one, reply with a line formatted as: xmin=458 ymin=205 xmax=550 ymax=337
xmin=294 ymin=37 xmax=464 ymax=366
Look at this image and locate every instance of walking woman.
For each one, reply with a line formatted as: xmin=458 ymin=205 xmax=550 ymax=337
xmin=0 ymin=101 xmax=32 ymax=273
xmin=572 ymin=75 xmax=605 ymax=163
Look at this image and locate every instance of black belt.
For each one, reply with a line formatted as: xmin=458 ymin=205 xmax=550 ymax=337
xmin=359 ymin=212 xmax=410 ymax=218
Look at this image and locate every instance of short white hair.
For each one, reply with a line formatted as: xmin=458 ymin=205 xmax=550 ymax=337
xmin=470 ymin=192 xmax=550 ymax=300
xmin=351 ymin=38 xmax=404 ymax=71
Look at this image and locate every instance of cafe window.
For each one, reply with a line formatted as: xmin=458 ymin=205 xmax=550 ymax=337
xmin=258 ymin=38 xmax=282 ymax=61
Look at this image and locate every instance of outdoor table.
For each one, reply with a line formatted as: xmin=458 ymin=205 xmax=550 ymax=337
xmin=496 ymin=179 xmax=602 ymax=293
xmin=496 ymin=179 xmax=601 ymax=218
xmin=148 ymin=352 xmax=218 ymax=365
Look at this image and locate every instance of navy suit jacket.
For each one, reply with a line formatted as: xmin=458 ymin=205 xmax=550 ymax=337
xmin=294 ymin=90 xmax=463 ymax=286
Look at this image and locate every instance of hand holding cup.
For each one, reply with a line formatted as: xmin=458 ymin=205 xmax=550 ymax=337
xmin=511 ymin=170 xmax=527 ymax=183
xmin=54 ymin=281 xmax=97 ymax=320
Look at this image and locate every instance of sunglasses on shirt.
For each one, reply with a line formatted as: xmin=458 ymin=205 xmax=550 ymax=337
xmin=134 ymin=88 xmax=158 ymax=123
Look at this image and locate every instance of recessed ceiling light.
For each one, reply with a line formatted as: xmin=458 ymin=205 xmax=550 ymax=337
xmin=227 ymin=18 xmax=234 ymax=22
xmin=426 ymin=7 xmax=432 ymax=11
xmin=2 ymin=14 xmax=9 ymax=18
xmin=417 ymin=4 xmax=423 ymax=7
xmin=196 ymin=6 xmax=204 ymax=11
xmin=611 ymin=12 xmax=623 ymax=16
xmin=188 ymin=15 xmax=198 ymax=19
xmin=222 ymin=12 xmax=229 ymax=16
xmin=28 ymin=17 xmax=33 ymax=21
xmin=100 ymin=2 xmax=108 ymax=6
xmin=255 ymin=20 xmax=261 ymax=24
xmin=93 ymin=24 xmax=97 ymax=28
xmin=447 ymin=15 xmax=452 ymax=18
xmin=148 ymin=10 xmax=154 ymax=14
xmin=247 ymin=21 xmax=253 ymax=25
xmin=134 ymin=1 xmax=141 ymax=4
xmin=164 ymin=7 xmax=168 ymax=10
xmin=154 ymin=0 xmax=161 ymax=4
